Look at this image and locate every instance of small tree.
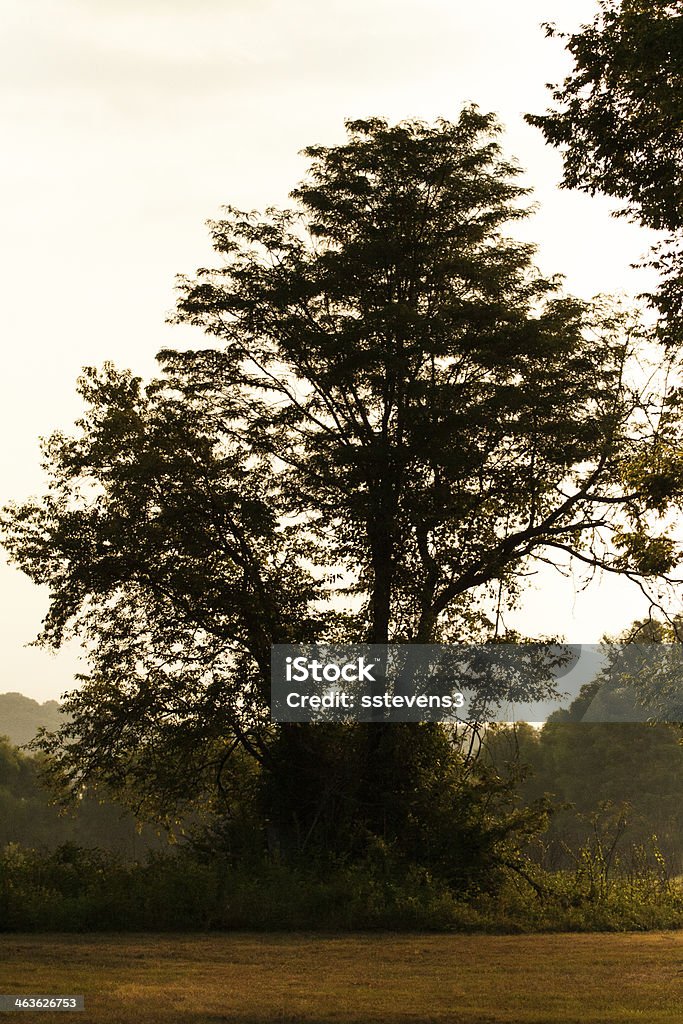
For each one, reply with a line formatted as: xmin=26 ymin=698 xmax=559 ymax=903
xmin=3 ymin=108 xmax=683 ymax=867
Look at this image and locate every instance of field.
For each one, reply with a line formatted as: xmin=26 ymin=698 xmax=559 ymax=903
xmin=0 ymin=932 xmax=681 ymax=1023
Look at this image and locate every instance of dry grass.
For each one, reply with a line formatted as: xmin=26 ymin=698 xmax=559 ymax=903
xmin=0 ymin=932 xmax=681 ymax=1023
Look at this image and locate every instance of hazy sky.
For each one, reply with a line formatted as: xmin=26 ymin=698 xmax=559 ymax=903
xmin=0 ymin=0 xmax=663 ymax=701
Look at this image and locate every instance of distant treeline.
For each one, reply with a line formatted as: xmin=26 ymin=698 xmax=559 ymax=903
xmin=486 ymin=720 xmax=683 ymax=875
xmin=0 ymin=736 xmax=166 ymax=856
xmin=0 ymin=691 xmax=163 ymax=855
xmin=0 ymin=692 xmax=64 ymax=747
xmin=1 ymin=686 xmax=682 ymax=871
xmin=1 ymin=714 xmax=681 ymax=874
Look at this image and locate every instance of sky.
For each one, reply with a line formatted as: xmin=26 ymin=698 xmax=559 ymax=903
xmin=0 ymin=0 xmax=666 ymax=702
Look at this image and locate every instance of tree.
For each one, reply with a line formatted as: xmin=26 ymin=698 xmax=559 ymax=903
xmin=485 ymin=683 xmax=683 ymax=873
xmin=3 ymin=108 xmax=683 ymax=867
xmin=0 ymin=736 xmax=165 ymax=855
xmin=526 ymin=1 xmax=683 ymax=340
xmin=485 ymin=613 xmax=683 ymax=874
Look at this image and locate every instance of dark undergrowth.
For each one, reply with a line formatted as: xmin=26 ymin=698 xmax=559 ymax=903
xmin=1 ymin=841 xmax=681 ymax=933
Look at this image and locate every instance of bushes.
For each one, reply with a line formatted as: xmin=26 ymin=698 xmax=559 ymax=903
xmin=1 ymin=841 xmax=682 ymax=933
xmin=0 ymin=844 xmax=469 ymax=932
xmin=0 ymin=844 xmax=216 ymax=931
xmin=0 ymin=843 xmax=125 ymax=931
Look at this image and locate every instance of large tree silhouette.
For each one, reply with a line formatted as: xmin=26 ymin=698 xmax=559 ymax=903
xmin=4 ymin=108 xmax=683 ymax=864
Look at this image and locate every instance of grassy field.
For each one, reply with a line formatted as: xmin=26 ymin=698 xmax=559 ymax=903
xmin=0 ymin=932 xmax=681 ymax=1023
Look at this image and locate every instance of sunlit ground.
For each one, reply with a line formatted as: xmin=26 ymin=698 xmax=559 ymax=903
xmin=0 ymin=932 xmax=681 ymax=1023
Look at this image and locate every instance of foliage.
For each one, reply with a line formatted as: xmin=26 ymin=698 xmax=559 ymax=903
xmin=259 ymin=722 xmax=549 ymax=890
xmin=483 ymin=630 xmax=683 ymax=877
xmin=0 ymin=737 xmax=165 ymax=856
xmin=527 ymin=1 xmax=683 ymax=340
xmin=4 ymin=110 xmax=683 ymax=868
xmin=528 ymin=2 xmax=683 ymax=230
xmin=1 ymin=841 xmax=682 ymax=933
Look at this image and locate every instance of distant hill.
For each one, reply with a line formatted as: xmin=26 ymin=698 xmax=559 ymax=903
xmin=0 ymin=692 xmax=65 ymax=746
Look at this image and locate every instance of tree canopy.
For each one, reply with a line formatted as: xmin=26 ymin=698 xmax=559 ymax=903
xmin=527 ymin=1 xmax=683 ymax=339
xmin=3 ymin=108 xmax=683 ymax=860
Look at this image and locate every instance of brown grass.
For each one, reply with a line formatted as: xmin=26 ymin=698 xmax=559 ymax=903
xmin=0 ymin=932 xmax=681 ymax=1023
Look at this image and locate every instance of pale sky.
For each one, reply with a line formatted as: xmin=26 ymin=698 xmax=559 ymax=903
xmin=0 ymin=0 xmax=664 ymax=701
